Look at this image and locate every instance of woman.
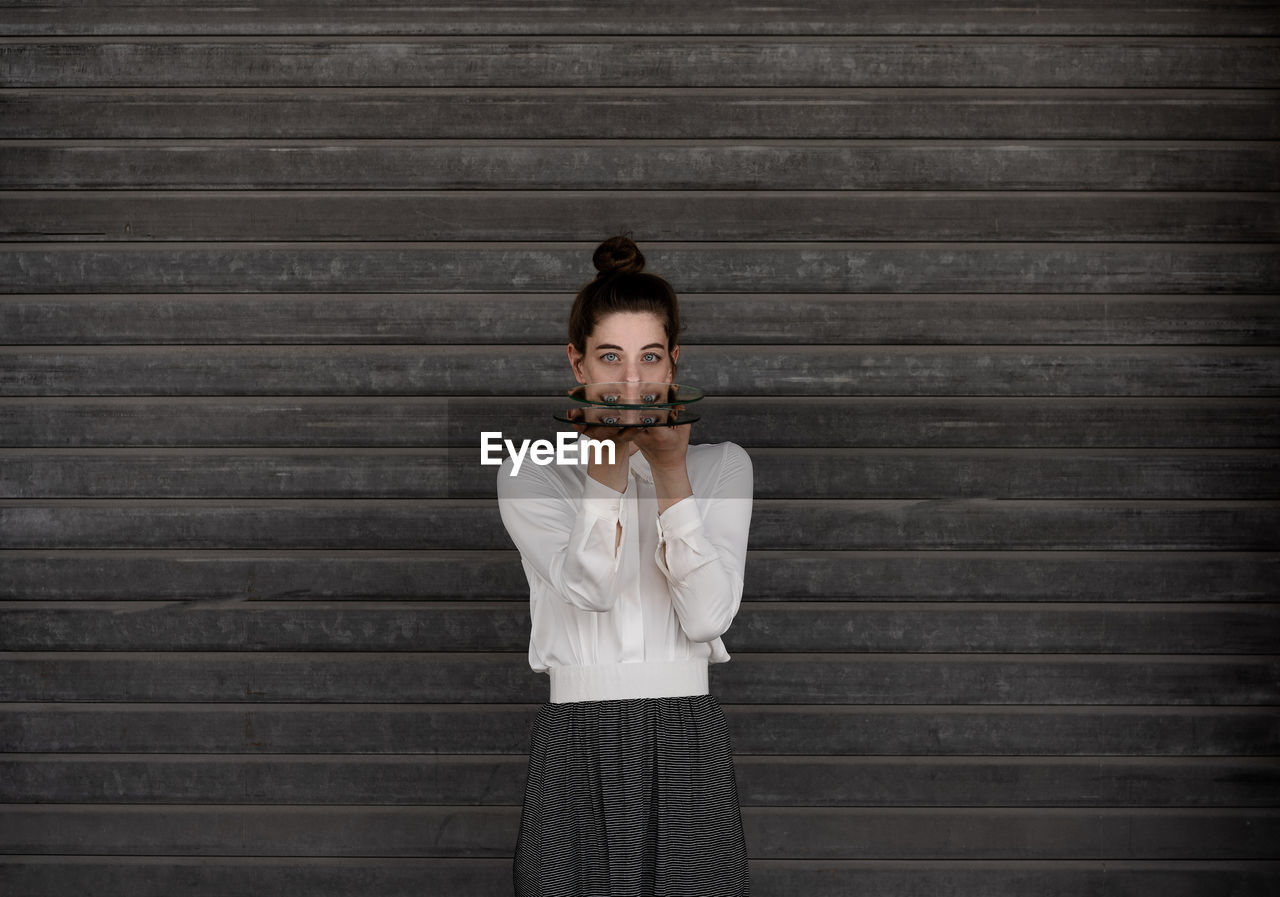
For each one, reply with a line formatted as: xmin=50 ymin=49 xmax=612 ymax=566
xmin=496 ymin=234 xmax=754 ymax=896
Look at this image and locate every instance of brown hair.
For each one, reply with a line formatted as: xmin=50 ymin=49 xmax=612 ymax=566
xmin=567 ymin=235 xmax=681 ymax=372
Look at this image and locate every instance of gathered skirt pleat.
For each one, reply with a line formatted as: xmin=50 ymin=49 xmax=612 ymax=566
xmin=513 ymin=693 xmax=750 ymax=897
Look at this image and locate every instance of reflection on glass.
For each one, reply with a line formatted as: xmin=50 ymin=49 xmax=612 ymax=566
xmin=553 ymin=404 xmax=699 ymax=428
xmin=566 ymin=381 xmax=704 ymax=408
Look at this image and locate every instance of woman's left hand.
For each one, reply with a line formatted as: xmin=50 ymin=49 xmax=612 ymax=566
xmin=631 ymin=407 xmax=691 ymax=472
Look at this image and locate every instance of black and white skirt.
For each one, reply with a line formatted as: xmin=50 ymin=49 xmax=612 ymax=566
xmin=513 ymin=693 xmax=751 ymax=896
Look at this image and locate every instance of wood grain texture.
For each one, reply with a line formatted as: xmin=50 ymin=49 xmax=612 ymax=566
xmin=3 ymin=652 xmax=1278 ymax=703
xmin=3 ymin=244 xmax=1277 ymax=293
xmin=4 ymin=704 xmax=1275 ymax=754
xmin=0 ymin=858 xmax=1275 ymax=897
xmin=3 ymin=754 xmax=1277 ymax=805
xmin=0 ymin=804 xmax=1277 ymax=858
xmin=5 ymin=39 xmax=1279 ymax=88
xmin=3 ymin=397 xmax=1278 ymax=447
xmin=4 ymin=345 xmax=1278 ymax=396
xmin=4 ymin=295 xmax=1278 ymax=345
xmin=7 ymin=192 xmax=1278 ymax=242
xmin=2 ymin=500 xmax=1277 ymax=550
xmin=1 ymin=550 xmax=1275 ymax=601
xmin=3 ymin=449 xmax=1276 ymax=498
xmin=3 ymin=1 xmax=1278 ymax=892
xmin=3 ymin=602 xmax=1278 ymax=653
xmin=3 ymin=0 xmax=1278 ymax=37
xmin=5 ymin=90 xmax=1278 ymax=139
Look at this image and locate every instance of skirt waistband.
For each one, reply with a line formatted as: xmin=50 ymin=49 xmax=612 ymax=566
xmin=549 ymin=658 xmax=709 ymax=703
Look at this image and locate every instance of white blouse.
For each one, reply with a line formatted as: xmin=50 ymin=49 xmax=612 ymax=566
xmin=495 ymin=431 xmax=754 ymax=675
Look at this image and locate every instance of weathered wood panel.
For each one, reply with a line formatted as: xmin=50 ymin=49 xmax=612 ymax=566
xmin=4 ymin=653 xmax=1278 ymax=704
xmin=2 ymin=2 xmax=1277 ymax=895
xmin=1 ymin=858 xmax=1275 ymax=897
xmin=2 ymin=550 xmax=1275 ymax=601
xmin=3 ymin=397 xmax=1278 ymax=447
xmin=4 ymin=602 xmax=1279 ymax=653
xmin=2 ymin=500 xmax=1278 ymax=551
xmin=5 ymin=90 xmax=1279 ymax=139
xmin=3 ymin=449 xmax=1277 ymax=498
xmin=3 ymin=245 xmax=1277 ymax=293
xmin=1 ymin=804 xmax=1278 ymax=858
xmin=7 ymin=192 xmax=1278 ymax=242
xmin=3 ymin=0 xmax=1279 ymax=37
xmin=4 ymin=754 xmax=1277 ymax=805
xmin=4 ymin=295 xmax=1277 ymax=345
xmin=4 ymin=345 xmax=1279 ymax=395
xmin=5 ymin=704 xmax=1275 ymax=755
xmin=5 ymin=39 xmax=1279 ymax=88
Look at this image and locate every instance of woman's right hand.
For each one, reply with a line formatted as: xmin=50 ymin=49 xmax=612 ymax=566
xmin=572 ymin=422 xmax=636 ymax=493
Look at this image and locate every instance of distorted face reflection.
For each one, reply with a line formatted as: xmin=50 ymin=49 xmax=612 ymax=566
xmin=568 ymin=311 xmax=678 ymax=386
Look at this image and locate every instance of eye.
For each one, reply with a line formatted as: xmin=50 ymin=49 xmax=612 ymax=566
xmin=641 ymin=415 xmax=657 ymax=425
xmin=602 ymin=415 xmax=619 ymax=425
xmin=603 ymin=394 xmax=619 ymax=404
xmin=643 ymin=352 xmax=660 ymax=362
xmin=602 ymin=352 xmax=619 ymax=362
xmin=641 ymin=393 xmax=656 ymax=403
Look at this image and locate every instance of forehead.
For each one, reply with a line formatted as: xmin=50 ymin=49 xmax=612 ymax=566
xmin=588 ymin=311 xmax=666 ymax=345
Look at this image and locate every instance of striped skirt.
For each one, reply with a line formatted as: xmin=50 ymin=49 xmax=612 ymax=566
xmin=513 ymin=693 xmax=751 ymax=896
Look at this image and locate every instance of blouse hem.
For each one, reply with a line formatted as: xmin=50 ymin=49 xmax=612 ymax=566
xmin=547 ymin=657 xmax=710 ymax=703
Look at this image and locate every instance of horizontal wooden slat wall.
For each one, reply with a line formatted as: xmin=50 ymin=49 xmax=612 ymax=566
xmin=1 ymin=2 xmax=1278 ymax=895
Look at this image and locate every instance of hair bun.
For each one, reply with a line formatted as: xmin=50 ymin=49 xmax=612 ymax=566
xmin=592 ymin=234 xmax=645 ymax=276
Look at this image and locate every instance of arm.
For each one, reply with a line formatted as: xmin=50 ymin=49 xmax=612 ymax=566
xmin=495 ymin=457 xmax=628 ymax=613
xmin=650 ymin=443 xmax=754 ymax=643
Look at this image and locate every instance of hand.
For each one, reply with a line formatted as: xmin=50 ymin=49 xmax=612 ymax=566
xmin=570 ymin=420 xmax=638 ymax=455
xmin=631 ymin=406 xmax=691 ymax=472
xmin=570 ymin=420 xmax=637 ymax=492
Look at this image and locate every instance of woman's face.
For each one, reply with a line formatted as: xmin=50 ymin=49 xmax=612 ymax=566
xmin=568 ymin=311 xmax=678 ymax=385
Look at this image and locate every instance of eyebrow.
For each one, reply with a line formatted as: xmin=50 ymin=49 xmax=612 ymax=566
xmin=594 ymin=343 xmax=665 ymax=352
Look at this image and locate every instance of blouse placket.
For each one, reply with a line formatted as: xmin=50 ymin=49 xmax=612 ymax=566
xmin=616 ymin=466 xmax=647 ymax=663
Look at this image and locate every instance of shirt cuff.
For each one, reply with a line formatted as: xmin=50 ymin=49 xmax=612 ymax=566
xmin=654 ymin=496 xmax=712 ymax=587
xmin=656 ymin=494 xmax=701 ymax=539
xmin=581 ymin=472 xmax=624 ymax=522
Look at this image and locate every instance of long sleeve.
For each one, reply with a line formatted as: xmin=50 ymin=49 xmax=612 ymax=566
xmin=653 ymin=442 xmax=754 ymax=643
xmin=496 ymin=457 xmax=627 ymax=613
